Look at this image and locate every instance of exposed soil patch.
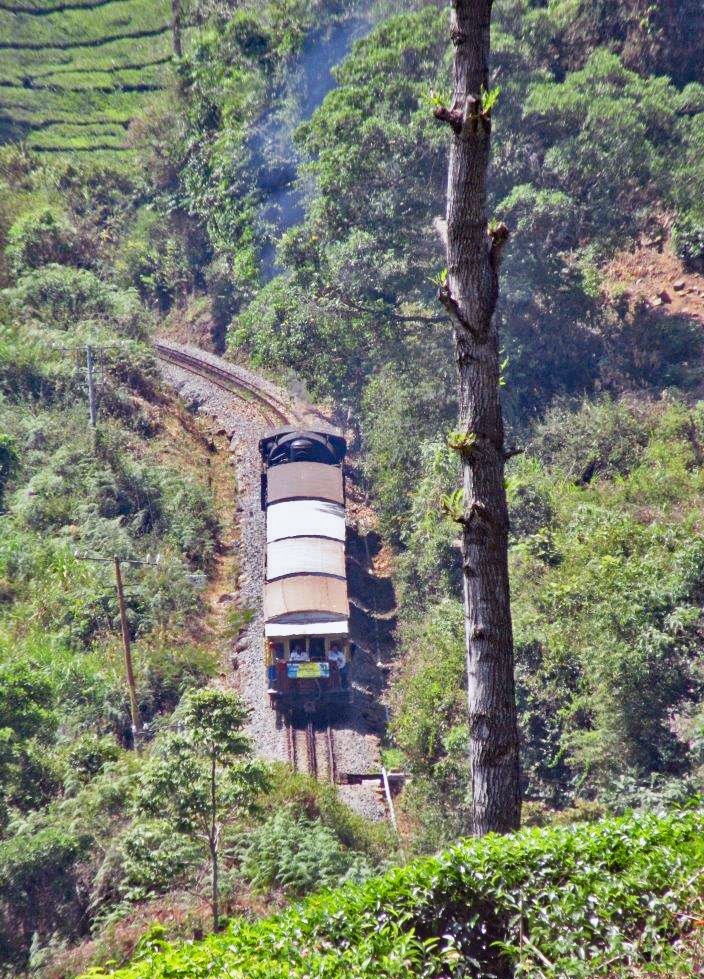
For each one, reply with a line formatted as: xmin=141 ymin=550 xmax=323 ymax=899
xmin=604 ymin=244 xmax=704 ymax=324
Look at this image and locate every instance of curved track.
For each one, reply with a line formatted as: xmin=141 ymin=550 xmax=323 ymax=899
xmin=155 ymin=339 xmax=293 ymax=427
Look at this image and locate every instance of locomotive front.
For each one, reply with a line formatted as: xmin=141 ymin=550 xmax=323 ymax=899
xmin=259 ymin=426 xmax=351 ymax=715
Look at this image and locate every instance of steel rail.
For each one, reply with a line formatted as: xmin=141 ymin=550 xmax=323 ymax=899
xmin=306 ymin=720 xmax=317 ymax=778
xmin=285 ymin=716 xmax=337 ymax=783
xmin=325 ymin=724 xmax=336 ymax=784
xmin=154 ymin=341 xmax=292 ymax=427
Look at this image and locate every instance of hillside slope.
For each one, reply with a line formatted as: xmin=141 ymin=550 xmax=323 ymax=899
xmin=87 ymin=808 xmax=704 ymax=979
xmin=0 ymin=0 xmax=180 ymax=156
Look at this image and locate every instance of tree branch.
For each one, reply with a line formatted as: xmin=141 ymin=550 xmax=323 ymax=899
xmin=335 ymin=294 xmax=445 ymax=324
xmin=433 ymin=105 xmax=463 ymax=133
xmin=488 ymin=222 xmax=510 ymax=269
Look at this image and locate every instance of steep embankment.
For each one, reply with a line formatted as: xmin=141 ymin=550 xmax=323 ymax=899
xmin=0 ymin=0 xmax=180 ymax=155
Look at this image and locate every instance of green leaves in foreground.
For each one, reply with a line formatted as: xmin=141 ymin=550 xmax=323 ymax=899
xmin=85 ymin=808 xmax=704 ymax=979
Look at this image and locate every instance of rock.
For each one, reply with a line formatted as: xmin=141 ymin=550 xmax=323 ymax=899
xmin=673 ymin=279 xmax=686 ymax=291
xmin=658 ymin=290 xmax=672 ymax=304
xmin=649 ymin=296 xmax=664 ymax=308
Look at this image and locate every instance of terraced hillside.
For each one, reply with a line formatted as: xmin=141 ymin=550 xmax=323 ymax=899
xmin=0 ymin=0 xmax=184 ymax=156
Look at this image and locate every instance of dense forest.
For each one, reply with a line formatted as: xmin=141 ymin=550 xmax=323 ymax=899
xmin=2 ymin=0 xmax=704 ymax=975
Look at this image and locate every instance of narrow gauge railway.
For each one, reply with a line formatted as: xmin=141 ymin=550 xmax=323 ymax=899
xmin=154 ymin=339 xmax=293 ymax=427
xmin=155 ymin=340 xmax=390 ymax=822
xmin=286 ymin=719 xmax=336 ymax=782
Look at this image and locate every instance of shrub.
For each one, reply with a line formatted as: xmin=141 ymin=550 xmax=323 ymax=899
xmin=237 ymin=810 xmax=374 ymax=897
xmin=63 ymin=734 xmax=121 ymax=796
xmin=673 ymin=211 xmax=704 ymax=272
xmin=7 ymin=265 xmax=150 ymax=337
xmin=5 ymin=206 xmax=80 ymax=277
xmin=0 ymin=827 xmax=87 ymax=965
xmin=83 ymin=808 xmax=704 ymax=979
xmin=116 ymin=821 xmax=200 ymax=902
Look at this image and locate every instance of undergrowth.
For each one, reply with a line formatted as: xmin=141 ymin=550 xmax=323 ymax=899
xmin=86 ymin=808 xmax=704 ymax=979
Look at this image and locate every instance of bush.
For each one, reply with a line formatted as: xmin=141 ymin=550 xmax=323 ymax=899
xmin=116 ymin=821 xmax=200 ymax=902
xmin=673 ymin=212 xmax=704 ymax=272
xmin=0 ymin=827 xmax=87 ymax=965
xmin=84 ymin=808 xmax=704 ymax=979
xmin=237 ymin=810 xmax=373 ymax=897
xmin=7 ymin=265 xmax=150 ymax=337
xmin=63 ymin=734 xmax=121 ymax=796
xmin=5 ymin=206 xmax=80 ymax=277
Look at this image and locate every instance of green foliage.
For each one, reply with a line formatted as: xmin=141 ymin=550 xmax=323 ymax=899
xmin=63 ymin=734 xmax=121 ymax=796
xmin=0 ymin=433 xmax=18 ymax=507
xmin=390 ymin=600 xmax=470 ymax=849
xmin=361 ymin=365 xmax=455 ymax=542
xmin=83 ymin=809 xmax=704 ymax=979
xmin=136 ymin=689 xmax=269 ymax=928
xmin=446 ymin=430 xmax=476 ymax=453
xmin=480 ymin=84 xmax=501 ymax=114
xmin=0 ymin=0 xmax=177 ymax=159
xmin=7 ymin=264 xmax=151 ymax=338
xmin=393 ymin=397 xmax=704 ymax=824
xmin=238 ymin=810 xmax=373 ymax=897
xmin=0 ymin=826 xmax=86 ymax=965
xmin=0 ymin=660 xmax=58 ymax=820
xmin=261 ymin=766 xmax=396 ymax=866
xmin=137 ymin=691 xmax=264 ymax=835
xmin=5 ymin=205 xmax=80 ymax=276
xmin=440 ymin=487 xmax=464 ymax=523
xmin=116 ymin=821 xmax=201 ymax=903
xmin=673 ymin=211 xmax=704 ymax=271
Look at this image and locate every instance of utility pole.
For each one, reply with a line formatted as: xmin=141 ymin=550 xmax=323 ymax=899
xmin=74 ymin=551 xmax=161 ymax=748
xmin=114 ymin=555 xmax=141 ymax=741
xmin=86 ymin=344 xmax=97 ymax=428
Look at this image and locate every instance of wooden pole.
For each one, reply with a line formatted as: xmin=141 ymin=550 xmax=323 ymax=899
xmin=114 ymin=555 xmax=141 ymax=744
xmin=86 ymin=345 xmax=97 ymax=428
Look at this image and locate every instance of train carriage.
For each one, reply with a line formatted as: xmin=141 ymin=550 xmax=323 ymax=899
xmin=259 ymin=427 xmax=352 ymax=714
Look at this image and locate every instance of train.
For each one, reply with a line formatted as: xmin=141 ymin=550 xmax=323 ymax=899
xmin=259 ymin=426 xmax=353 ymax=716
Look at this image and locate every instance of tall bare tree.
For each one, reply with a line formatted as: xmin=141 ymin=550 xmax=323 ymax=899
xmin=434 ymin=0 xmax=521 ymax=835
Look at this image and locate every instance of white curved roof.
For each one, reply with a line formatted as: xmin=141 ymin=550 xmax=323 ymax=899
xmin=266 ymin=500 xmax=346 ymax=543
xmin=267 ymin=536 xmax=345 ymax=581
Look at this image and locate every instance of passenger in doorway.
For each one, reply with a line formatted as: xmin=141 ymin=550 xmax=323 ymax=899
xmin=328 ymin=641 xmax=348 ymax=687
xmin=289 ymin=642 xmax=309 ymax=662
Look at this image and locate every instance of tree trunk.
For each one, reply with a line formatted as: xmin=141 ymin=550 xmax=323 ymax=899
xmin=210 ymin=839 xmax=220 ymax=931
xmin=435 ymin=0 xmax=521 ymax=836
xmin=209 ymin=755 xmax=221 ymax=931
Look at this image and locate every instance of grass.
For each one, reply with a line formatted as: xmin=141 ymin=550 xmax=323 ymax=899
xmin=84 ymin=808 xmax=704 ymax=979
xmin=0 ymin=0 xmax=185 ymax=157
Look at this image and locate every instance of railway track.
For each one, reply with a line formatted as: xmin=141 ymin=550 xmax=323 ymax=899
xmin=286 ymin=717 xmax=337 ymax=782
xmin=154 ymin=339 xmax=293 ymax=427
